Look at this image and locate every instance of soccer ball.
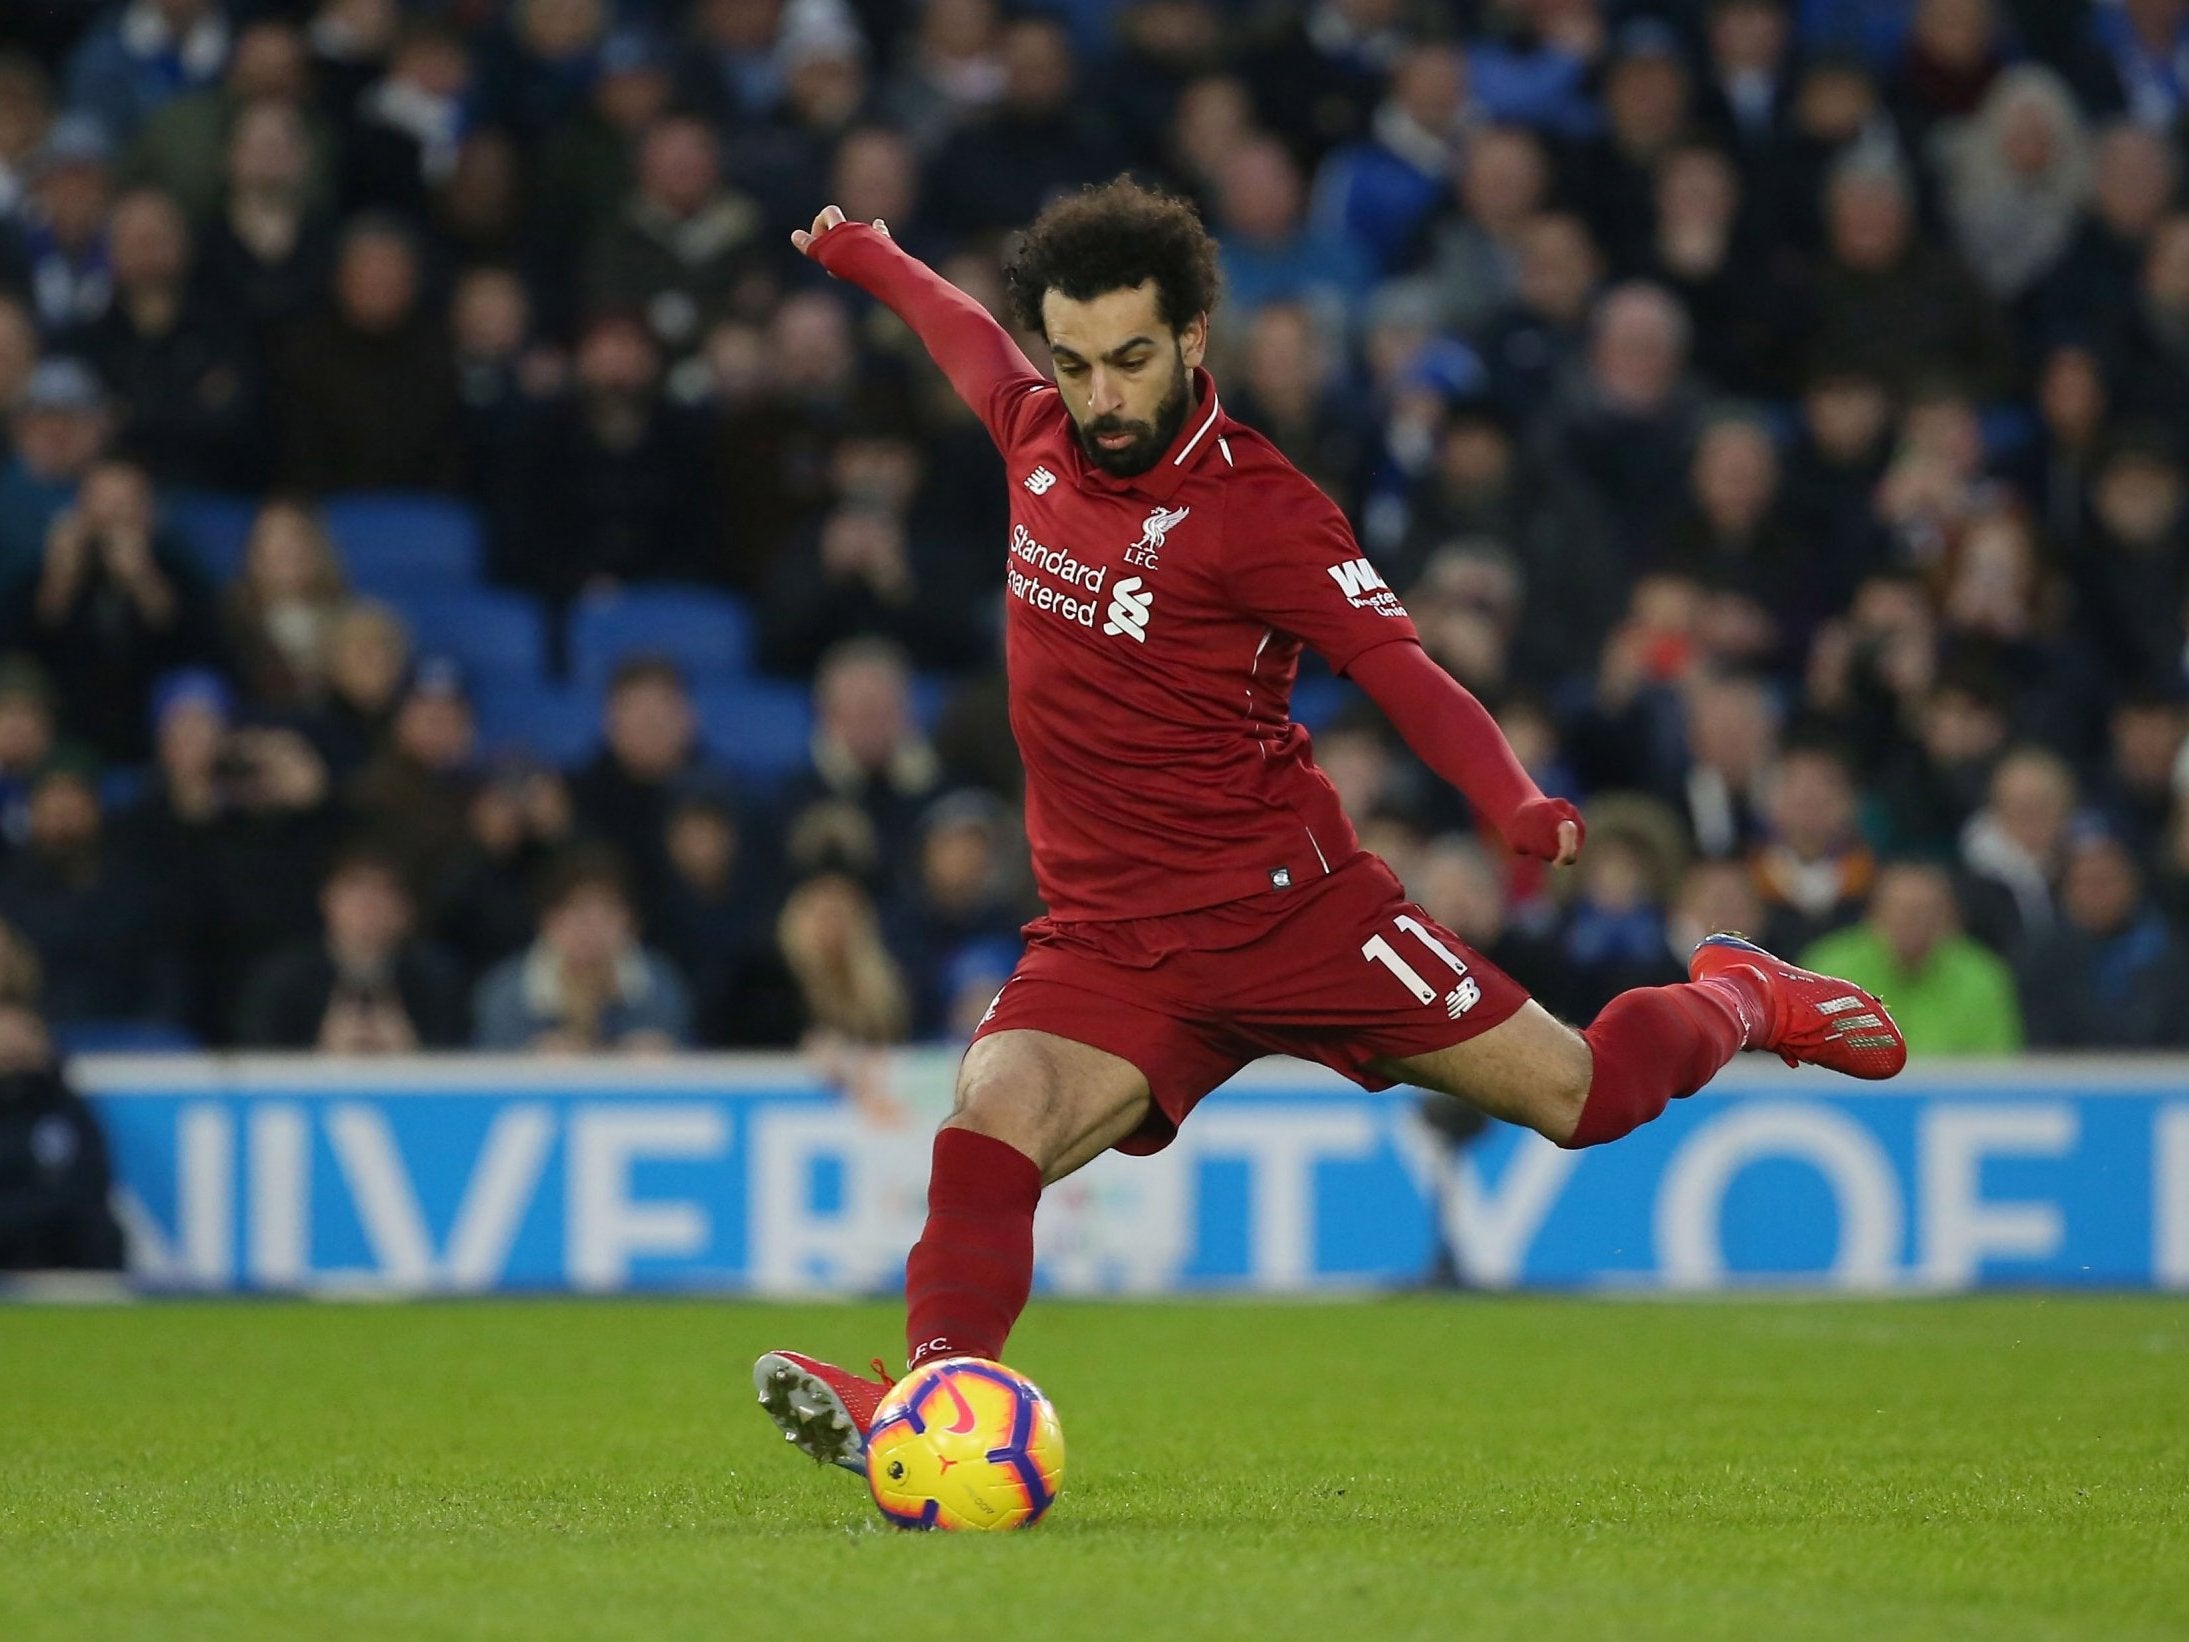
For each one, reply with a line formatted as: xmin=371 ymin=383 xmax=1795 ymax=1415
xmin=864 ymin=1357 xmax=1066 ymax=1531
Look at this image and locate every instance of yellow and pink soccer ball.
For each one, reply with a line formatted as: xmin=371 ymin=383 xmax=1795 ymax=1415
xmin=864 ymin=1358 xmax=1066 ymax=1531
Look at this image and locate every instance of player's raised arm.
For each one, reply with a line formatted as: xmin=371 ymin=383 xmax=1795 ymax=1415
xmin=793 ymin=205 xmax=1046 ymax=450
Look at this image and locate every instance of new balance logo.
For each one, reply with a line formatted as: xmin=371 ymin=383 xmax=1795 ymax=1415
xmin=1022 ymin=466 xmax=1058 ymax=495
xmin=1445 ymin=978 xmax=1481 ymax=1019
xmin=1103 ymin=575 xmax=1152 ymax=642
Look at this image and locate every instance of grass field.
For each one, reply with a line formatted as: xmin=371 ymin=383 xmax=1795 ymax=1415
xmin=3 ymin=1297 xmax=2186 ymax=1641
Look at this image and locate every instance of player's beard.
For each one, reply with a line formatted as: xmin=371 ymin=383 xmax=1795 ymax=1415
xmin=1074 ymin=348 xmax=1192 ymax=477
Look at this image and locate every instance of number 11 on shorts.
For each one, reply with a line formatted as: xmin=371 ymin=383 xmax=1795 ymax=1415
xmin=1362 ymin=915 xmax=1483 ymax=1019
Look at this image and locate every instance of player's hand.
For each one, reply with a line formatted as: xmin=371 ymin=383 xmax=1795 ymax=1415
xmin=1505 ymin=796 xmax=1585 ymax=867
xmin=790 ymin=205 xmax=891 ymax=259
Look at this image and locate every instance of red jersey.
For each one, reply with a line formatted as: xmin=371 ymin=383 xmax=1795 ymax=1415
xmin=816 ymin=227 xmax=1419 ymax=920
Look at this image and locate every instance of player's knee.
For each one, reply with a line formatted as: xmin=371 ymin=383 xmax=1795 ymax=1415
xmin=1526 ymin=1031 xmax=1595 ymax=1146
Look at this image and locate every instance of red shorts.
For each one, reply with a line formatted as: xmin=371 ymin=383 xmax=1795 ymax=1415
xmin=971 ymin=851 xmax=1531 ymax=1154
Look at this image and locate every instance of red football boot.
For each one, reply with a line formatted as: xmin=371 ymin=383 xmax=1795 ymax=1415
xmin=1689 ymin=933 xmax=1908 ymax=1080
xmin=754 ymin=1350 xmax=895 ymax=1473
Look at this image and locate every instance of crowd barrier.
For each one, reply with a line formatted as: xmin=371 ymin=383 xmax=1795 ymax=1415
xmin=74 ymin=1053 xmax=2189 ymax=1294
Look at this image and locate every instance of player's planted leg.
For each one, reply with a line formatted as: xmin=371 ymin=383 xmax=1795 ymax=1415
xmin=754 ymin=1029 xmax=1150 ymax=1472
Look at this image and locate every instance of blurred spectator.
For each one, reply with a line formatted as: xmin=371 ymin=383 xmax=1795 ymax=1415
xmin=237 ymin=843 xmax=466 ymax=1049
xmin=584 ymin=113 xmax=763 ymax=364
xmin=65 ymin=0 xmax=232 ymax=146
xmin=1802 ymin=147 xmax=2013 ymax=395
xmin=1311 ymin=42 xmax=1472 ymax=274
xmin=474 ymin=0 xmax=609 ymax=145
xmin=1958 ymin=742 xmax=2077 ymax=951
xmin=785 ymin=637 xmax=943 ymax=871
xmin=0 ymin=358 xmax=111 ymax=596
xmin=303 ymin=598 xmax=409 ymax=778
xmin=2095 ymin=690 xmax=2189 ymax=858
xmin=275 ymin=215 xmax=459 ymax=492
xmin=570 ymin=656 xmax=711 ymax=903
xmin=0 ymin=947 xmax=125 ymax=1272
xmin=115 ymin=676 xmax=338 ymax=1041
xmin=674 ymin=0 xmax=794 ymax=130
xmin=17 ymin=115 xmax=116 ymax=334
xmin=1645 ymin=142 xmax=1796 ymax=400
xmin=759 ymin=496 xmax=973 ymax=677
xmin=1885 ymin=0 xmax=2000 ymax=126
xmin=2083 ymin=0 xmax=2189 ymax=129
xmin=1164 ymin=71 xmax=1256 ymax=211
xmin=1241 ymin=0 xmax=1407 ymax=164
xmin=10 ymin=456 xmax=217 ymax=763
xmin=1223 ymin=300 xmax=1364 ymax=513
xmin=1404 ymin=123 xmax=1548 ymax=336
xmin=1536 ymin=281 xmax=1705 ymax=563
xmin=122 ymin=17 xmax=322 ymax=224
xmin=196 ymin=98 xmax=334 ymax=332
xmin=648 ymin=778 xmax=771 ymax=1012
xmin=1799 ymin=858 xmax=2022 ymax=1054
xmin=0 ymin=294 xmax=35 ymax=437
xmin=1665 ymin=413 xmax=1811 ymax=661
xmin=532 ymin=26 xmax=674 ymax=277
xmin=1751 ymin=739 xmax=1875 ymax=953
xmin=0 ymin=752 xmax=186 ymax=1027
xmin=222 ymin=498 xmax=346 ymax=709
xmin=1870 ymin=671 xmax=2009 ymax=857
xmin=338 ymin=20 xmax=470 ymax=222
xmin=1666 ymin=854 xmax=1772 ymax=960
xmin=1698 ymin=0 xmax=1798 ymax=159
xmin=1479 ymin=211 xmax=1604 ymax=417
xmin=433 ymin=756 xmax=575 ymax=988
xmin=503 ymin=311 xmax=718 ymax=601
xmin=925 ymin=17 xmax=1120 ymax=236
xmin=727 ymin=7 xmax=872 ymax=233
xmin=472 ymin=846 xmax=692 ymax=1052
xmin=0 ymin=54 xmax=56 ymax=227
xmin=2028 ymin=343 xmax=2110 ymax=545
xmin=1935 ymin=66 xmax=2091 ymax=306
xmin=2015 ymin=824 xmax=2189 ymax=1046
xmin=1552 ymin=795 xmax=1690 ymax=1022
xmin=1672 ymin=670 xmax=1780 ymax=860
xmin=2032 ymin=121 xmax=2174 ymax=353
xmin=1782 ymin=363 xmax=1894 ymax=587
xmin=1571 ymin=20 xmax=1696 ymax=274
xmin=2075 ymin=431 xmax=2189 ymax=694
xmin=880 ymin=0 xmax=1005 ymax=152
xmin=885 ymin=789 xmax=1028 ymax=1036
xmin=348 ymin=655 xmax=478 ymax=897
xmin=66 ymin=185 xmax=265 ymax=488
xmin=1212 ymin=135 xmax=1372 ymax=334
xmin=0 ymin=657 xmax=58 ymax=852
xmin=730 ymin=868 xmax=910 ymax=1049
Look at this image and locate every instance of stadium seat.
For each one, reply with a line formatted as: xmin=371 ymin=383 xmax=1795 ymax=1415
xmin=320 ymin=492 xmax=485 ymax=597
xmin=690 ymin=678 xmax=814 ymax=789
xmin=53 ymin=1020 xmax=202 ymax=1055
xmin=394 ymin=588 xmax=550 ymax=685
xmin=568 ymin=585 xmax=754 ymax=687
xmin=473 ymin=681 xmax=600 ymax=767
xmin=161 ymin=489 xmax=259 ymax=586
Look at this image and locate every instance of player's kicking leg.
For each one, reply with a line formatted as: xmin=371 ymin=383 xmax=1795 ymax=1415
xmin=1376 ymin=933 xmax=1906 ymax=1147
xmin=755 ymin=1030 xmax=1149 ymax=1472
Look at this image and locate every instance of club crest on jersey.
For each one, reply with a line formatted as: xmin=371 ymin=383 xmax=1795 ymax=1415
xmin=1124 ymin=504 xmax=1190 ymax=568
xmin=1023 ymin=466 xmax=1058 ymax=495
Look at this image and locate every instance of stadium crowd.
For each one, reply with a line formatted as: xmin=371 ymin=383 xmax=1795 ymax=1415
xmin=2 ymin=0 xmax=2189 ymax=1061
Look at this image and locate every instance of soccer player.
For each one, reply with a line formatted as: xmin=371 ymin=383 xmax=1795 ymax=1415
xmin=756 ymin=181 xmax=1905 ymax=1469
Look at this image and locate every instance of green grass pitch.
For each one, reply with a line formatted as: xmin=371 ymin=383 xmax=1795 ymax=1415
xmin=3 ymin=1297 xmax=2185 ymax=1640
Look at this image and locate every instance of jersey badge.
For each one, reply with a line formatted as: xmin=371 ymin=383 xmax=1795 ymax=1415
xmin=1124 ymin=503 xmax=1190 ymax=568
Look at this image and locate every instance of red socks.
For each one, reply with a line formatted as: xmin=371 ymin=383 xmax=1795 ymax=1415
xmin=904 ymin=1127 xmax=1044 ymax=1368
xmin=1565 ymin=977 xmax=1755 ymax=1148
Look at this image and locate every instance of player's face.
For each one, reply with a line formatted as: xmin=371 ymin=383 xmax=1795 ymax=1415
xmin=1042 ymin=280 xmax=1207 ymax=476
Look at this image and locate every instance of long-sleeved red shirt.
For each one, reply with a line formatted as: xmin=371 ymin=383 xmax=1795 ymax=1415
xmin=813 ymin=224 xmax=1555 ymax=918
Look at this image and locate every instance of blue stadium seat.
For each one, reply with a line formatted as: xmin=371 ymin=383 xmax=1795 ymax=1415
xmin=569 ymin=585 xmax=754 ymax=687
xmin=53 ymin=1020 xmax=202 ymax=1055
xmin=162 ymin=489 xmax=259 ymax=586
xmin=473 ymin=682 xmax=600 ymax=767
xmin=691 ymin=678 xmax=814 ymax=789
xmin=395 ymin=588 xmax=550 ymax=685
xmin=320 ymin=492 xmax=485 ymax=597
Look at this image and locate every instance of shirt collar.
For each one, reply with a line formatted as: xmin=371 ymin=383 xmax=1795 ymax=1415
xmin=1077 ymin=366 xmax=1226 ymax=503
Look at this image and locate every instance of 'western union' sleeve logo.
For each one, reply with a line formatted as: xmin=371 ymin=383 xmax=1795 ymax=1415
xmin=1328 ymin=558 xmax=1388 ymax=600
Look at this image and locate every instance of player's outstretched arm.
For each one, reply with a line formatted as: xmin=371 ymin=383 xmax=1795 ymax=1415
xmin=793 ymin=205 xmax=1045 ymax=448
xmin=1347 ymin=639 xmax=1584 ymax=867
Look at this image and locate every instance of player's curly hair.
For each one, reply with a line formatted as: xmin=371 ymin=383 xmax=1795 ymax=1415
xmin=1006 ymin=176 xmax=1222 ymax=337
